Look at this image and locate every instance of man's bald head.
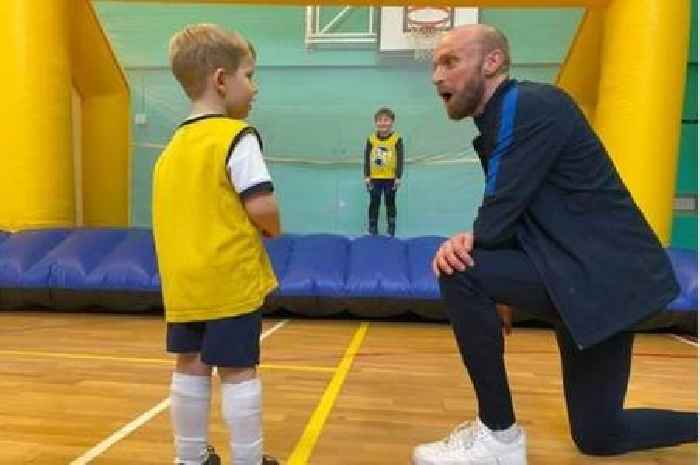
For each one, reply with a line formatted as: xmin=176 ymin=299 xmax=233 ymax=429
xmin=446 ymin=24 xmax=511 ymax=75
xmin=432 ymin=23 xmax=511 ymax=119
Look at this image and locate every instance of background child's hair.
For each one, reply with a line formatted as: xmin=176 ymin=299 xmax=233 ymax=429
xmin=169 ymin=23 xmax=254 ymax=99
xmin=374 ymin=107 xmax=395 ymax=122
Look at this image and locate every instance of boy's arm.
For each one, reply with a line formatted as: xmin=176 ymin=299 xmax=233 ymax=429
xmin=242 ymin=191 xmax=281 ymax=238
xmin=227 ymin=130 xmax=281 ymax=238
xmin=364 ymin=139 xmax=371 ymax=180
xmin=395 ymin=137 xmax=404 ymax=179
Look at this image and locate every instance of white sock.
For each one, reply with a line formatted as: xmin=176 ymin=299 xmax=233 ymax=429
xmin=490 ymin=423 xmax=521 ymax=443
xmin=221 ymin=378 xmax=263 ymax=465
xmin=171 ymin=372 xmax=212 ymax=464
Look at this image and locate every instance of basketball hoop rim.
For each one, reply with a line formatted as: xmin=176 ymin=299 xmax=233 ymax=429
xmin=408 ymin=21 xmax=443 ymax=33
xmin=404 ymin=5 xmax=453 ymax=32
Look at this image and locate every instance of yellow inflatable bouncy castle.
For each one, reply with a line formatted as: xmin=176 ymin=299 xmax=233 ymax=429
xmin=0 ymin=0 xmax=689 ymax=246
xmin=0 ymin=0 xmax=129 ymax=230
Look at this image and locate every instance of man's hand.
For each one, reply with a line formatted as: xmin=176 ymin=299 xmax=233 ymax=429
xmin=432 ymin=232 xmax=475 ymax=276
xmin=496 ymin=304 xmax=513 ymax=336
xmin=393 ymin=178 xmax=401 ymax=190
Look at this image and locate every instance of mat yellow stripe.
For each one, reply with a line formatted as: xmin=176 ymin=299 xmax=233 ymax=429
xmin=287 ymin=322 xmax=369 ymax=465
xmin=0 ymin=350 xmax=333 ymax=373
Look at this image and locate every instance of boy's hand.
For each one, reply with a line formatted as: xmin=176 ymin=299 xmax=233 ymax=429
xmin=365 ymin=178 xmax=372 ymax=191
xmin=393 ymin=179 xmax=401 ymax=190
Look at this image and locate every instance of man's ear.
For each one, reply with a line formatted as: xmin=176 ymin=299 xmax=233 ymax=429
xmin=483 ymin=49 xmax=504 ymax=77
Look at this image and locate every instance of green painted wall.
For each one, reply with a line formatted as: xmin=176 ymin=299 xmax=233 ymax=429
xmin=104 ymin=3 xmax=700 ymax=242
xmin=670 ymin=0 xmax=698 ymax=250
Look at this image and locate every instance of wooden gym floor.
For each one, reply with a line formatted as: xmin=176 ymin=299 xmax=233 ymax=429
xmin=0 ymin=312 xmax=696 ymax=465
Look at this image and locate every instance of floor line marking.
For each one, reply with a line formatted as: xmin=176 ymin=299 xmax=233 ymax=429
xmin=669 ymin=333 xmax=698 ymax=347
xmin=0 ymin=350 xmax=333 ymax=372
xmin=287 ymin=322 xmax=369 ymax=465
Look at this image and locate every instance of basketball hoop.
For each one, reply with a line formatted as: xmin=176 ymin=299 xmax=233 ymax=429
xmin=407 ymin=23 xmax=442 ymax=61
xmin=404 ymin=6 xmax=453 ymax=62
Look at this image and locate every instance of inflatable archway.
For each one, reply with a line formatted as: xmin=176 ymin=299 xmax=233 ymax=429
xmin=0 ymin=0 xmax=129 ymax=230
xmin=0 ymin=0 xmax=689 ymax=245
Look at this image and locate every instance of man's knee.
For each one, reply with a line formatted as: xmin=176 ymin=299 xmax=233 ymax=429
xmin=570 ymin=423 xmax=621 ymax=456
xmin=438 ymin=268 xmax=481 ymax=297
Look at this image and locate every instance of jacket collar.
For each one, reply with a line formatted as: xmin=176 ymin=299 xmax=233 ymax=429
xmin=474 ymin=78 xmax=516 ymax=134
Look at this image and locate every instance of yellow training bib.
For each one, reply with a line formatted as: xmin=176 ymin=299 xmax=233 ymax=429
xmin=153 ymin=116 xmax=277 ymax=322
xmin=368 ymin=132 xmax=400 ymax=179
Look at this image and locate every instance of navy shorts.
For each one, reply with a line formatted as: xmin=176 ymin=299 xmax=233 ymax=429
xmin=166 ymin=309 xmax=262 ymax=368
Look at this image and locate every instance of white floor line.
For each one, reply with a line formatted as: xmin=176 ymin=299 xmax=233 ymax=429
xmin=261 ymin=319 xmax=289 ymax=340
xmin=669 ymin=333 xmax=698 ymax=347
xmin=69 ymin=399 xmax=171 ymax=465
xmin=69 ymin=319 xmax=289 ymax=465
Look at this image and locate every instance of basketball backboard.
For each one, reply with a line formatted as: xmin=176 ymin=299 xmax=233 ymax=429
xmin=378 ymin=6 xmax=479 ymax=55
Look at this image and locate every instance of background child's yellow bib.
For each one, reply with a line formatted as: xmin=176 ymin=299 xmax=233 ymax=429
xmin=368 ymin=132 xmax=400 ymax=179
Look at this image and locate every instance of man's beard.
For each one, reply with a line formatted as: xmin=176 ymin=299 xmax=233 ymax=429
xmin=447 ymin=77 xmax=484 ymax=120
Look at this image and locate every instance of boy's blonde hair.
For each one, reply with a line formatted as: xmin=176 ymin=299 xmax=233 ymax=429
xmin=169 ymin=24 xmax=254 ymax=100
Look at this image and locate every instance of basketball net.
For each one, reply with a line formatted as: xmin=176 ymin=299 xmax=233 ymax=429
xmin=407 ymin=24 xmax=441 ymax=61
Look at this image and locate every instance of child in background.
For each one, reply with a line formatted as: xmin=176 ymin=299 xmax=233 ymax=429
xmin=152 ymin=24 xmax=280 ymax=465
xmin=364 ymin=107 xmax=404 ymax=236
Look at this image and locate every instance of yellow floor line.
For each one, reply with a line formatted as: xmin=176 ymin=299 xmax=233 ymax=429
xmin=287 ymin=322 xmax=369 ymax=465
xmin=260 ymin=363 xmax=335 ymax=373
xmin=0 ymin=349 xmax=171 ymax=365
xmin=0 ymin=350 xmax=334 ymax=373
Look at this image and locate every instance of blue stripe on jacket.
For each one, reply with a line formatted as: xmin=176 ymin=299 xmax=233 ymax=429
xmin=485 ymin=86 xmax=519 ymax=196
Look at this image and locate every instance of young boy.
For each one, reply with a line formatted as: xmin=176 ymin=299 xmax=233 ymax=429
xmin=363 ymin=107 xmax=404 ymax=236
xmin=152 ymin=24 xmax=281 ymax=465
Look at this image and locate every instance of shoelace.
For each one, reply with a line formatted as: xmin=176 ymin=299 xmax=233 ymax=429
xmin=441 ymin=421 xmax=474 ymax=449
xmin=441 ymin=420 xmax=490 ymax=450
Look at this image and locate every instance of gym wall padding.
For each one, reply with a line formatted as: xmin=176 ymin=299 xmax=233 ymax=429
xmin=666 ymin=248 xmax=698 ymax=312
xmin=0 ymin=229 xmax=159 ymax=311
xmin=0 ymin=229 xmax=695 ymax=333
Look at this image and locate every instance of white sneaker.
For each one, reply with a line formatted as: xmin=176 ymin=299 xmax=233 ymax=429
xmin=412 ymin=418 xmax=527 ymax=465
